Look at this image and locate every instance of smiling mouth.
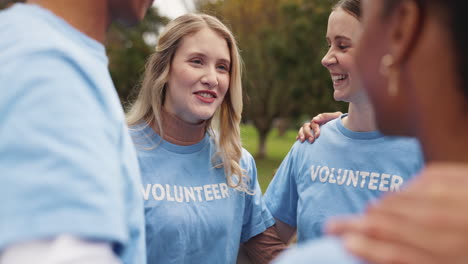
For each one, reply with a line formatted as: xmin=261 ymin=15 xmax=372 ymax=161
xmin=194 ymin=91 xmax=217 ymax=98
xmin=332 ymin=74 xmax=348 ymax=82
xmin=197 ymin=92 xmax=216 ymax=98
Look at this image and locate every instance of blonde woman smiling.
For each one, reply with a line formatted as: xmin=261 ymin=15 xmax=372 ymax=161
xmin=127 ymin=14 xmax=282 ymax=264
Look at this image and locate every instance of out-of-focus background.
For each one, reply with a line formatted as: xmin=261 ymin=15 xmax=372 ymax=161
xmin=1 ymin=0 xmax=346 ymax=191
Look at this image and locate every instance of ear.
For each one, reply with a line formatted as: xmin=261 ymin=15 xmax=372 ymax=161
xmin=387 ymin=0 xmax=423 ymax=65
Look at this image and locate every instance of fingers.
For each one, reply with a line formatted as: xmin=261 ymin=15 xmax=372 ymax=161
xmin=309 ymin=121 xmax=320 ymax=142
xmin=363 ymin=194 xmax=468 ymax=257
xmin=325 ymin=217 xmax=365 ymax=236
xmin=296 ymin=123 xmax=313 ymax=143
xmin=296 ymin=127 xmax=305 ymax=142
xmin=375 ymin=180 xmax=468 ymax=231
xmin=342 ymin=233 xmax=439 ymax=264
xmin=302 ymin=123 xmax=313 ymax=142
xmin=312 ymin=111 xmax=342 ymax=125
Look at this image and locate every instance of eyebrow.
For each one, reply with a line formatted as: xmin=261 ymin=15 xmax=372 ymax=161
xmin=326 ymin=35 xmax=352 ymax=42
xmin=187 ymin=52 xmax=231 ymax=64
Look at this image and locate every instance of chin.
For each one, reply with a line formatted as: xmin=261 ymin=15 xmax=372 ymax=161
xmin=333 ymin=94 xmax=349 ymax=103
xmin=193 ymin=111 xmax=216 ymax=123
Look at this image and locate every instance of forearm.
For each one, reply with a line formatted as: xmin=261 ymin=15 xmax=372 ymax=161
xmin=242 ymin=224 xmax=287 ymax=264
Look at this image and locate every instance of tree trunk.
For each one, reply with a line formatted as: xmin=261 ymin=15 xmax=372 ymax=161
xmin=257 ymin=131 xmax=268 ymax=159
xmin=276 ymin=117 xmax=289 ymax=137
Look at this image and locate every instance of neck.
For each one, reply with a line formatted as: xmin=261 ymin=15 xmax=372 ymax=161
xmin=342 ymin=102 xmax=378 ymax=132
xmin=151 ymin=107 xmax=207 ymax=146
xmin=416 ymin=112 xmax=468 ymax=163
xmin=27 ymin=0 xmax=110 ymax=43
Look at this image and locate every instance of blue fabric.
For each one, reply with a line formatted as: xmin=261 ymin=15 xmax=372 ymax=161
xmin=273 ymin=237 xmax=363 ymax=264
xmin=0 ymin=4 xmax=145 ymax=263
xmin=264 ymin=114 xmax=424 ymax=243
xmin=131 ymin=124 xmax=275 ymax=264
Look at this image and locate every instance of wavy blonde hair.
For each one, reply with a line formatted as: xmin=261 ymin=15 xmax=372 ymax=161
xmin=126 ymin=13 xmax=250 ymax=193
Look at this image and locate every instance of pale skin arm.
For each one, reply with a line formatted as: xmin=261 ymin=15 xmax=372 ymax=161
xmin=326 ymin=163 xmax=468 ymax=264
xmin=296 ymin=112 xmax=342 ymax=143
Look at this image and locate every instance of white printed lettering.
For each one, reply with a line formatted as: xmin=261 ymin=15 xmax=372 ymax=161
xmin=142 ymin=184 xmax=151 ymax=200
xmin=174 ymin=186 xmax=184 ymax=203
xmin=390 ymin=175 xmax=404 ymax=192
xmin=310 ymin=165 xmax=321 ymax=181
xmin=152 ymin=184 xmax=165 ymax=200
xmin=319 ymin=166 xmax=330 ymax=183
xmin=328 ymin=168 xmax=337 ymax=184
xmin=220 ymin=183 xmax=230 ymax=198
xmin=360 ymin=172 xmax=370 ymax=188
xmin=184 ymin=187 xmax=196 ymax=202
xmin=212 ymin=184 xmax=221 ymax=199
xmin=379 ymin=173 xmax=391 ymax=191
xmin=194 ymin=186 xmax=203 ymax=202
xmin=336 ymin=169 xmax=348 ymax=185
xmin=204 ymin=184 xmax=214 ymax=201
xmin=165 ymin=184 xmax=175 ymax=201
xmin=368 ymin=172 xmax=380 ymax=190
xmin=347 ymin=170 xmax=359 ymax=187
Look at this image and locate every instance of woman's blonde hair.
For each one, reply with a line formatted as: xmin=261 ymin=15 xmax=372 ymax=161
xmin=126 ymin=13 xmax=250 ymax=193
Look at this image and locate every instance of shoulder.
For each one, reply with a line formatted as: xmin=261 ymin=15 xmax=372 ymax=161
xmin=1 ymin=5 xmax=105 ymax=73
xmin=128 ymin=123 xmax=159 ymax=151
xmin=383 ymin=136 xmax=422 ymax=153
xmin=1 ymin=6 xmax=73 ymax=55
xmin=240 ymin=148 xmax=256 ymax=169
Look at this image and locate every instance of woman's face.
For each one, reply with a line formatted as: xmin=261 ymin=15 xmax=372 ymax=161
xmin=165 ymin=27 xmax=231 ymax=124
xmin=322 ymin=8 xmax=363 ymax=103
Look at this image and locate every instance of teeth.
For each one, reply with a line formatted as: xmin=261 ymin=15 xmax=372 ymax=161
xmin=197 ymin=92 xmax=214 ymax=98
xmin=332 ymin=75 xmax=347 ymax=82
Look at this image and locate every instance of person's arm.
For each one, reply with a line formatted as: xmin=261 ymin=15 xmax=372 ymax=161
xmin=0 ymin=236 xmax=120 ymax=264
xmin=0 ymin=53 xmax=130 ymax=261
xmin=242 ymin=224 xmax=288 ymax=264
xmin=296 ymin=112 xmax=342 ymax=143
xmin=274 ymin=219 xmax=297 ymax=244
xmin=327 ymin=163 xmax=468 ymax=264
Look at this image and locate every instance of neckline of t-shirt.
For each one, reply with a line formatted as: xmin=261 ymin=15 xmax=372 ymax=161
xmin=15 ymin=3 xmax=107 ymax=62
xmin=140 ymin=123 xmax=210 ymax=154
xmin=335 ymin=113 xmax=384 ymax=140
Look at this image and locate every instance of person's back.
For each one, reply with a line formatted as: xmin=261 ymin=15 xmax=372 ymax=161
xmin=0 ymin=3 xmax=145 ymax=263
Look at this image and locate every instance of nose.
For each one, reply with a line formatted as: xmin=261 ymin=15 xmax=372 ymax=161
xmin=201 ymin=68 xmax=218 ymax=89
xmin=321 ymin=49 xmax=337 ymax=68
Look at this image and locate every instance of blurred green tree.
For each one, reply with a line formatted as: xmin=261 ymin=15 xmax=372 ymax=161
xmin=107 ymin=8 xmax=169 ymax=107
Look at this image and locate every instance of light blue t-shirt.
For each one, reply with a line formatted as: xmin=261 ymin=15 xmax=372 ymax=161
xmin=0 ymin=4 xmax=145 ymax=263
xmin=131 ymin=124 xmax=275 ymax=264
xmin=273 ymin=237 xmax=362 ymax=264
xmin=264 ymin=115 xmax=424 ymax=243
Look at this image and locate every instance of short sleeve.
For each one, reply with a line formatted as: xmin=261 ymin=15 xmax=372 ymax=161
xmin=240 ymin=150 xmax=275 ymax=243
xmin=263 ymin=142 xmax=300 ymax=227
xmin=0 ymin=52 xmax=127 ymax=249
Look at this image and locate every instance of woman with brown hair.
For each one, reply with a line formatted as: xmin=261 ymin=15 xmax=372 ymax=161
xmin=274 ymin=0 xmax=468 ymax=263
xmin=264 ymin=0 xmax=423 ymax=246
